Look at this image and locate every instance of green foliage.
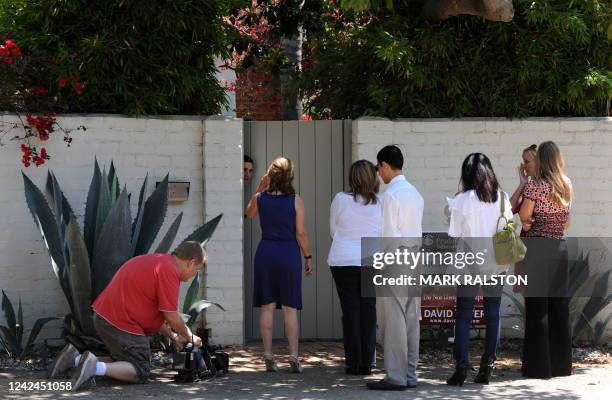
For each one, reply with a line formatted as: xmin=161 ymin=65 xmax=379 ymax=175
xmin=1 ymin=1 xmax=234 ymax=114
xmin=180 ymin=271 xmax=225 ymax=328
xmin=569 ymin=252 xmax=612 ymax=346
xmin=0 ymin=290 xmax=58 ymax=359
xmin=23 ymin=159 xmax=222 ymax=347
xmin=300 ymin=0 xmax=612 ymax=118
xmin=503 ymin=251 xmax=612 ymax=346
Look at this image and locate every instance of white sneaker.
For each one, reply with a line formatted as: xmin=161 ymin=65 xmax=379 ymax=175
xmin=71 ymin=351 xmax=98 ymax=391
xmin=47 ymin=343 xmax=79 ymax=379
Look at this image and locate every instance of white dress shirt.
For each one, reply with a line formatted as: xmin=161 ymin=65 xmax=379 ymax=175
xmin=327 ymin=192 xmax=382 ymax=266
xmin=381 ymin=175 xmax=424 ymax=244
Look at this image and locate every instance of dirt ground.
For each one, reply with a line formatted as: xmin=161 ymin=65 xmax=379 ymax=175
xmin=1 ymin=341 xmax=610 ymax=400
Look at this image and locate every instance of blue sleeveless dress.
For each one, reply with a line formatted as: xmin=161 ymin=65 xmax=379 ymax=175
xmin=253 ymin=192 xmax=302 ymax=310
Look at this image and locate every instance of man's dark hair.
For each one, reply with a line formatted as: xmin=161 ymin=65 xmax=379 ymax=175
xmin=172 ymin=241 xmax=205 ymax=264
xmin=244 ymin=155 xmax=254 ymax=164
xmin=459 ymin=153 xmax=500 ymax=203
xmin=376 ymin=145 xmax=403 ymax=170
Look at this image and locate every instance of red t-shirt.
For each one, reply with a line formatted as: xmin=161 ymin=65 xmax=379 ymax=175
xmin=93 ymin=254 xmax=180 ymax=336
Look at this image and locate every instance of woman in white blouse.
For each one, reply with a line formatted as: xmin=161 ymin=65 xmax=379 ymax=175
xmin=446 ymin=153 xmax=513 ymax=387
xmin=328 ymin=160 xmax=381 ymax=376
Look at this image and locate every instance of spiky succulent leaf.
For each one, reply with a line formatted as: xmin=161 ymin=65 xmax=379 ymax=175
xmin=16 ymin=299 xmax=23 ymax=350
xmin=108 ymin=161 xmax=120 ymax=202
xmin=187 ymin=300 xmax=225 ymax=327
xmin=1 ymin=291 xmax=16 ymax=338
xmin=0 ymin=326 xmax=18 ymax=357
xmin=188 ymin=299 xmax=225 ymax=313
xmin=132 ymin=175 xmax=169 ymax=255
xmin=84 ymin=160 xmax=102 ymax=257
xmin=91 ymin=189 xmax=133 ymax=299
xmin=22 ymin=173 xmax=71 ymax=306
xmin=66 ymin=214 xmax=95 ymax=335
xmin=21 ymin=317 xmax=58 ymax=359
xmin=131 ymin=174 xmax=148 ymax=256
xmin=177 ymin=214 xmax=223 ymax=248
xmin=154 ymin=213 xmax=183 ymax=254
xmin=182 ymin=272 xmax=200 ymax=315
xmin=94 ymin=169 xmax=112 ymax=244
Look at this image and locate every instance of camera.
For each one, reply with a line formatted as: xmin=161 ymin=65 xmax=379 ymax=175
xmin=172 ymin=342 xmax=229 ymax=383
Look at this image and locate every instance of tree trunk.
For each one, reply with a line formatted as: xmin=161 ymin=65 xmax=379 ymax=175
xmin=422 ymin=0 xmax=514 ymax=22
xmin=281 ymin=32 xmax=303 ymax=120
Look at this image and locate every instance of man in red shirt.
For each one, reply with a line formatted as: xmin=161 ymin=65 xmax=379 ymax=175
xmin=47 ymin=241 xmax=207 ymax=390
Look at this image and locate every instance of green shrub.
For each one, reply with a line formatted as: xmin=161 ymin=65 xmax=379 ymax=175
xmin=1 ymin=1 xmax=235 ymax=115
xmin=299 ymin=0 xmax=612 ymax=118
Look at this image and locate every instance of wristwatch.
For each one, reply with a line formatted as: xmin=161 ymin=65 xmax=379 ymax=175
xmin=171 ymin=332 xmax=179 ymax=341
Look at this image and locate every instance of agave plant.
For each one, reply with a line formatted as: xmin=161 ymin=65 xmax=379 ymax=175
xmin=503 ymin=251 xmax=612 ymax=345
xmin=0 ymin=290 xmax=58 ymax=359
xmin=569 ymin=252 xmax=612 ymax=345
xmin=22 ymin=159 xmax=222 ymax=349
xmin=181 ymin=272 xmax=225 ymax=328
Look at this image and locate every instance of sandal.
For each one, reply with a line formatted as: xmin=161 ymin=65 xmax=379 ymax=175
xmin=288 ymin=355 xmax=303 ymax=373
xmin=264 ymin=355 xmax=278 ymax=372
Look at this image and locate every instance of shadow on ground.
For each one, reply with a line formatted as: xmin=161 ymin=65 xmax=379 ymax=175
xmin=0 ymin=342 xmax=609 ymax=399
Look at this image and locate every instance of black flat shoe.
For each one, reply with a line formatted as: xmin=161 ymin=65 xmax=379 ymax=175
xmin=366 ymin=379 xmax=406 ymax=391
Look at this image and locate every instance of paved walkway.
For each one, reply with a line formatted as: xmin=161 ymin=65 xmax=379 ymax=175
xmin=1 ymin=342 xmax=610 ymax=399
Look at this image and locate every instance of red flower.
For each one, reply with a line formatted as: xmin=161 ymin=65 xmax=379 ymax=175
xmin=2 ymin=56 xmax=13 ymax=64
xmin=58 ymin=78 xmax=70 ymax=88
xmin=0 ymin=46 xmax=8 ymax=57
xmin=28 ymin=86 xmax=49 ymax=96
xmin=74 ymin=81 xmax=85 ymax=95
xmin=10 ymin=46 xmax=21 ymax=57
xmin=33 ymin=155 xmax=45 ymax=167
xmin=4 ymin=39 xmax=16 ymax=49
xmin=40 ymin=148 xmax=49 ymax=159
xmin=26 ymin=113 xmax=36 ymax=125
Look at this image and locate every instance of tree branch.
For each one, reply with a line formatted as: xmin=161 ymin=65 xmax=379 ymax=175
xmin=422 ymin=0 xmax=514 ymax=22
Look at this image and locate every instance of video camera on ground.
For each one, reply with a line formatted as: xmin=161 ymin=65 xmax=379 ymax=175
xmin=172 ymin=341 xmax=229 ymax=383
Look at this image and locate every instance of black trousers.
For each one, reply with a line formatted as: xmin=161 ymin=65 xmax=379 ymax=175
xmin=331 ymin=266 xmax=377 ymax=370
xmin=522 ymin=238 xmax=572 ymax=378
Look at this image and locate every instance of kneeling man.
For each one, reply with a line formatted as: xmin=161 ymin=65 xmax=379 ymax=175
xmin=47 ymin=241 xmax=207 ymax=390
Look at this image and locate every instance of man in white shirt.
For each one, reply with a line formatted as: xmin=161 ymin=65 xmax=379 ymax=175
xmin=366 ymin=145 xmax=424 ymax=391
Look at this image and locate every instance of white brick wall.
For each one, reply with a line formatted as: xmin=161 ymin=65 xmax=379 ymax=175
xmin=0 ymin=114 xmax=244 ymax=346
xmin=202 ymin=116 xmax=244 ymax=345
xmin=354 ymin=117 xmax=612 ymax=339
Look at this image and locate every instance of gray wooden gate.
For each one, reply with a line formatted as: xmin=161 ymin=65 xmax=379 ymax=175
xmin=243 ymin=120 xmax=352 ymax=340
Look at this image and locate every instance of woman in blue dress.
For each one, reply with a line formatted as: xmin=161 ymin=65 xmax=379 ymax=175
xmin=245 ymin=157 xmax=313 ymax=373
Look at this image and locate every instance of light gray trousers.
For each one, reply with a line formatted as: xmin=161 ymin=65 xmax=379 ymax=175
xmin=381 ymin=296 xmax=421 ymax=386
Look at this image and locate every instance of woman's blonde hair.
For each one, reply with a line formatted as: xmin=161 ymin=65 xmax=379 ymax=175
xmin=535 ymin=141 xmax=571 ymax=207
xmin=523 ymin=144 xmax=537 ymax=160
xmin=347 ymin=160 xmax=379 ymax=205
xmin=266 ymin=157 xmax=295 ymax=195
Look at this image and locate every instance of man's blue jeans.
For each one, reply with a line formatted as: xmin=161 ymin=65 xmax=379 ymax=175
xmin=453 ymin=283 xmax=503 ymax=363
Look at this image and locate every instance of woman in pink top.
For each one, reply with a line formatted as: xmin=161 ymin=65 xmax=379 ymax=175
xmin=519 ymin=141 xmax=573 ymax=379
